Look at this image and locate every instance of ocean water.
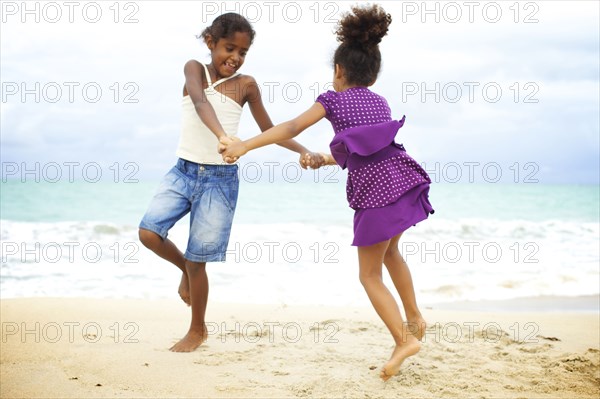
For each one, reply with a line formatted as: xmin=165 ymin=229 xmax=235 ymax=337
xmin=1 ymin=176 xmax=599 ymax=309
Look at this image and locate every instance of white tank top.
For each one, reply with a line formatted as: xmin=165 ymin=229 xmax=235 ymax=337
xmin=176 ymin=63 xmax=242 ymax=164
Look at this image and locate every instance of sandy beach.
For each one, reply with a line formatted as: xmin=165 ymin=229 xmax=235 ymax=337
xmin=1 ymin=297 xmax=598 ymax=398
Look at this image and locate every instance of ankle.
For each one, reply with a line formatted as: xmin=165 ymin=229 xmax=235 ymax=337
xmin=188 ymin=322 xmax=207 ymax=332
xmin=394 ymin=331 xmax=419 ymax=346
xmin=405 ymin=310 xmax=423 ymax=321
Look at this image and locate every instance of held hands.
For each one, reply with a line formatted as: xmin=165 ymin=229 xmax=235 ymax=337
xmin=300 ymin=152 xmax=327 ymax=169
xmin=218 ymin=136 xmax=245 ymax=164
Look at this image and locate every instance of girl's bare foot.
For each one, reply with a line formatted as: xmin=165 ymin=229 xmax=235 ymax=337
xmin=169 ymin=326 xmax=208 ymax=352
xmin=178 ymin=272 xmax=190 ymax=306
xmin=380 ymin=336 xmax=421 ymax=381
xmin=406 ymin=316 xmax=427 ymax=341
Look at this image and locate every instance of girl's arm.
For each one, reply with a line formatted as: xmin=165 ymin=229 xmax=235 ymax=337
xmin=183 ymin=60 xmax=228 ymax=140
xmin=244 ymin=78 xmax=313 ymax=154
xmin=221 ymin=102 xmax=327 ymax=159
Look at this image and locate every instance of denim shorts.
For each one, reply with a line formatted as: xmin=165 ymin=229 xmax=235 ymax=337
xmin=139 ymin=158 xmax=239 ymax=262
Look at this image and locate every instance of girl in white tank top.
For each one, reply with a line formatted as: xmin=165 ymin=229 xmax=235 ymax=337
xmin=139 ymin=13 xmax=323 ymax=353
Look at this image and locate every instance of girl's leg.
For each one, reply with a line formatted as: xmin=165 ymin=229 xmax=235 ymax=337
xmin=383 ymin=232 xmax=427 ymax=340
xmin=170 ymin=260 xmax=209 ymax=352
xmin=358 ymin=240 xmax=421 ymax=381
xmin=138 ymin=229 xmax=190 ymax=305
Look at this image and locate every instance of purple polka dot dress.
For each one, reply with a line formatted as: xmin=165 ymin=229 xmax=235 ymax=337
xmin=316 ymin=87 xmax=434 ymax=246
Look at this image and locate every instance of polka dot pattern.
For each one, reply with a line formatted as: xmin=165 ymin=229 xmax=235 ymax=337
xmin=317 ymin=87 xmax=433 ymax=214
xmin=347 ymin=152 xmax=431 ymax=209
xmin=316 ymin=88 xmax=392 ymax=134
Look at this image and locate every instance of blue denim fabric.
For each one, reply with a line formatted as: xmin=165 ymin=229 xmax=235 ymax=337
xmin=139 ymin=159 xmax=239 ymax=262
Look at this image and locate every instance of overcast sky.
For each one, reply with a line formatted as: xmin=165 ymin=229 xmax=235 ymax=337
xmin=1 ymin=1 xmax=598 ymax=183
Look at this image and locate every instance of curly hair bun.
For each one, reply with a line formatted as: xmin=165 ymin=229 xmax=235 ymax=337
xmin=335 ymin=4 xmax=392 ymax=50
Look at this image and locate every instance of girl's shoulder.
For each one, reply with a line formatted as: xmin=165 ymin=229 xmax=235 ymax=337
xmin=316 ymin=90 xmax=339 ymax=104
xmin=183 ymin=59 xmax=204 ymax=71
xmin=183 ymin=59 xmax=207 ymax=81
xmin=184 ymin=59 xmax=202 ymax=66
xmin=233 ymin=73 xmax=257 ymax=86
xmin=233 ymin=74 xmax=261 ymax=101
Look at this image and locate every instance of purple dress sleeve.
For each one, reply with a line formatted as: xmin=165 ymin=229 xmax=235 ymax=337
xmin=315 ymin=91 xmax=337 ymax=119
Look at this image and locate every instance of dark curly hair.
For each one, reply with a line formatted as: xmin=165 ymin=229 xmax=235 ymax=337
xmin=333 ymin=4 xmax=392 ymax=86
xmin=200 ymin=13 xmax=256 ymax=45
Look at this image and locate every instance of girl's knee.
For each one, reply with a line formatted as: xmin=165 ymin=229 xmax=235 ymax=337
xmin=358 ymin=274 xmax=370 ymax=287
xmin=185 ymin=260 xmax=206 ymax=269
xmin=359 ymin=269 xmax=382 ymax=287
xmin=139 ymin=228 xmax=161 ymax=248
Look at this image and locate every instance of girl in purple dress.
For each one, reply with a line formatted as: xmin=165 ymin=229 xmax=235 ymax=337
xmin=220 ymin=4 xmax=433 ymax=380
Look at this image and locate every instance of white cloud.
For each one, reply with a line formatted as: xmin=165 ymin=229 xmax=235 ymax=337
xmin=1 ymin=1 xmax=598 ymax=183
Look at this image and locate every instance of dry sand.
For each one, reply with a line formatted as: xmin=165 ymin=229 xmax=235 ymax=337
xmin=1 ymin=298 xmax=598 ymax=398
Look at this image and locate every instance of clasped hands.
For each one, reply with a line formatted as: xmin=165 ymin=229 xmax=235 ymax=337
xmin=218 ymin=136 xmax=328 ymax=169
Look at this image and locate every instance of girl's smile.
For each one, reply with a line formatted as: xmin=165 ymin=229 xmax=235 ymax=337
xmin=208 ymin=31 xmax=251 ymax=80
